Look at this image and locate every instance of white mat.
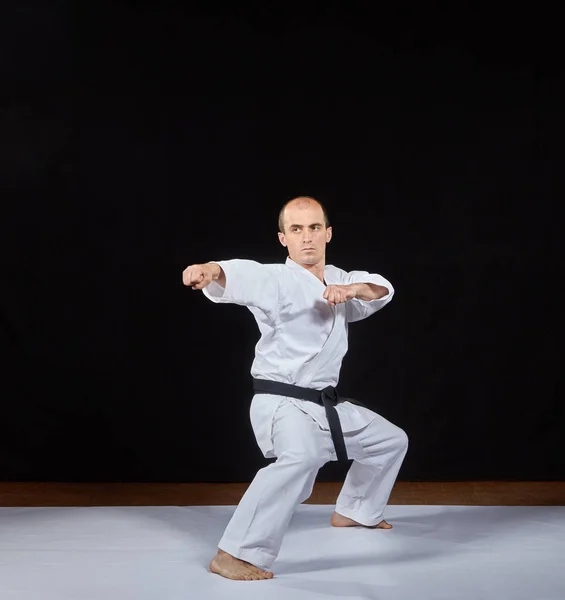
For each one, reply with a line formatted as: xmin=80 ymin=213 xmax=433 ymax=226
xmin=1 ymin=505 xmax=564 ymax=599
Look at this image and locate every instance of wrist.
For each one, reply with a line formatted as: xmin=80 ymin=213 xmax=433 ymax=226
xmin=350 ymin=283 xmax=363 ymax=298
xmin=205 ymin=262 xmax=220 ymax=280
xmin=210 ymin=263 xmax=221 ymax=280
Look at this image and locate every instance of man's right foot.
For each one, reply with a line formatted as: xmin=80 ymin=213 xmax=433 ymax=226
xmin=331 ymin=511 xmax=393 ymax=529
xmin=209 ymin=549 xmax=274 ymax=581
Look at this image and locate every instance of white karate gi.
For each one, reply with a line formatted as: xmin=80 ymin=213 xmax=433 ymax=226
xmin=202 ymin=257 xmax=408 ymax=570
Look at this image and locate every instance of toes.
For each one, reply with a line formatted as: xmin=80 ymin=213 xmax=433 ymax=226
xmin=253 ymin=569 xmax=272 ymax=580
xmin=245 ymin=563 xmax=273 ymax=579
xmin=376 ymin=520 xmax=393 ymax=529
xmin=253 ymin=568 xmax=273 ymax=580
xmin=246 ymin=571 xmax=263 ymax=581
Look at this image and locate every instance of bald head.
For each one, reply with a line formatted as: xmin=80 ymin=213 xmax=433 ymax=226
xmin=277 ymin=196 xmax=333 ymax=266
xmin=278 ymin=196 xmax=330 ymax=233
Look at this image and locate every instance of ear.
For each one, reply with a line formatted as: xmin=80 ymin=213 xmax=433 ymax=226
xmin=326 ymin=226 xmax=333 ymax=243
xmin=278 ymin=231 xmax=287 ymax=247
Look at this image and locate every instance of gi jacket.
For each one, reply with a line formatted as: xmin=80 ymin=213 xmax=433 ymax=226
xmin=202 ymin=257 xmax=394 ymax=458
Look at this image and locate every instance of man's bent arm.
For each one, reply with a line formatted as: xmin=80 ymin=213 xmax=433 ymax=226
xmin=343 ymin=269 xmax=394 ymax=323
xmin=352 ymin=282 xmax=389 ymax=301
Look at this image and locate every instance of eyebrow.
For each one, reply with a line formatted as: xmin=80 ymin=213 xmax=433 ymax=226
xmin=289 ymin=223 xmax=324 ymax=229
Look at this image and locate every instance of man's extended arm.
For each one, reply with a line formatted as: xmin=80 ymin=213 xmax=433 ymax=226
xmin=182 ymin=259 xmax=281 ymax=322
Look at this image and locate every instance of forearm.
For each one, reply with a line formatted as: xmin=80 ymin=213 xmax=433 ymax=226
xmin=352 ymin=282 xmax=389 ymax=301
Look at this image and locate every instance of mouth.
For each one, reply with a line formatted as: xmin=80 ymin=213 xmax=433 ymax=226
xmin=302 ymin=247 xmax=315 ymax=251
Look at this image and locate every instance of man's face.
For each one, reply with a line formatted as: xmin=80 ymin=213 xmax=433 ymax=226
xmin=278 ymin=202 xmax=332 ymax=265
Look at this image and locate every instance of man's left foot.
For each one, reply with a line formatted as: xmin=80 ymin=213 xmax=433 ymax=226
xmin=331 ymin=511 xmax=393 ymax=529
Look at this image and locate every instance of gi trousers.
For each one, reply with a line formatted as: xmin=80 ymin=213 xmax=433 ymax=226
xmin=217 ymin=399 xmax=409 ymax=570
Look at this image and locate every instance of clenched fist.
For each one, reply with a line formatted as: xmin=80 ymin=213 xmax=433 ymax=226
xmin=323 ymin=284 xmax=358 ymax=307
xmin=182 ymin=263 xmax=221 ymax=290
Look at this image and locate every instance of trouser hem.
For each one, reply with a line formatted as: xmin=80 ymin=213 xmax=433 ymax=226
xmin=334 ymin=505 xmax=384 ymax=528
xmin=217 ymin=540 xmax=277 ymax=571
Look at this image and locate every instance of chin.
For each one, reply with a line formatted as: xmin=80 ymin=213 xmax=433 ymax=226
xmin=297 ymin=255 xmax=320 ymax=265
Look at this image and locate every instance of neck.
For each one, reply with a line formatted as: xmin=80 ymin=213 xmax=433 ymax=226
xmin=290 ymin=257 xmax=326 ymax=283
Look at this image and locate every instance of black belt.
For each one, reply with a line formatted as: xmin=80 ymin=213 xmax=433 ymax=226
xmin=252 ymin=378 xmax=349 ymax=462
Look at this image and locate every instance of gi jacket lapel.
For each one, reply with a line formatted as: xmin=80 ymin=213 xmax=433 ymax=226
xmin=281 ymin=259 xmax=346 ymax=388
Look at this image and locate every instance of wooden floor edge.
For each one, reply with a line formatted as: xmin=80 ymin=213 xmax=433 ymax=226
xmin=0 ymin=481 xmax=564 ymax=507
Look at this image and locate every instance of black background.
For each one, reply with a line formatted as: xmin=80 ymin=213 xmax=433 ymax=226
xmin=1 ymin=1 xmax=563 ymax=483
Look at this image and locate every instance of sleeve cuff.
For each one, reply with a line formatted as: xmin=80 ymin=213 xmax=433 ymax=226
xmin=201 ymin=261 xmax=230 ymax=303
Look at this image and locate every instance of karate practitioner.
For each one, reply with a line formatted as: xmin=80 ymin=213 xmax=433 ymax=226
xmin=182 ymin=196 xmax=408 ymax=580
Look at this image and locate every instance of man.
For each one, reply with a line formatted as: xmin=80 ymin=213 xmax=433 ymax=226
xmin=182 ymin=196 xmax=408 ymax=581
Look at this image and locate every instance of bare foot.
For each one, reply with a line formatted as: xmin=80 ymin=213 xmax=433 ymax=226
xmin=209 ymin=549 xmax=274 ymax=581
xmin=331 ymin=511 xmax=393 ymax=529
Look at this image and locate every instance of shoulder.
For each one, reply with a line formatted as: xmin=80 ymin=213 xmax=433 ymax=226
xmin=251 ymin=261 xmax=288 ymax=281
xmin=263 ymin=262 xmax=286 ymax=274
xmin=223 ymin=259 xmax=284 ymax=272
xmin=218 ymin=259 xmax=287 ymax=282
xmin=325 ymin=264 xmax=349 ymax=283
xmin=325 ymin=264 xmax=346 ymax=275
